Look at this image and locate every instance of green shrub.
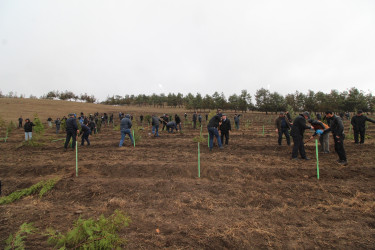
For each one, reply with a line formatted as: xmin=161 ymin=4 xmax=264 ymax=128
xmin=46 ymin=210 xmax=130 ymax=250
xmin=0 ymin=178 xmax=60 ymax=205
xmin=33 ymin=113 xmax=44 ymax=135
xmin=5 ymin=222 xmax=36 ymax=250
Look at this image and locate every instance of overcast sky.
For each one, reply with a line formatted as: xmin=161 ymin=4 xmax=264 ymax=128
xmin=1 ymin=0 xmax=374 ymax=101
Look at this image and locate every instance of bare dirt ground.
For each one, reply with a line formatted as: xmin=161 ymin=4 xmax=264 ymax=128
xmin=1 ymin=98 xmax=375 ymax=249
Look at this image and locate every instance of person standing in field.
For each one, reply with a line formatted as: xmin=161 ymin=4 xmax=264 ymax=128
xmin=175 ymin=114 xmax=182 ymax=132
xmin=220 ymin=113 xmax=231 ymax=145
xmin=140 ymin=114 xmax=144 ymax=124
xmin=47 ymin=117 xmax=53 ymax=128
xmin=291 ymin=111 xmax=313 ymax=160
xmin=275 ymin=112 xmax=291 ymax=146
xmin=234 ymin=114 xmax=241 ymax=130
xmin=23 ymin=118 xmax=35 ymax=141
xmin=80 ymin=122 xmax=91 ymax=146
xmin=198 ymin=114 xmax=202 ymax=126
xmin=324 ymin=111 xmax=347 ymax=165
xmin=119 ymin=114 xmax=134 ymax=147
xmin=192 ymin=112 xmax=197 ymax=129
xmin=351 ymin=110 xmax=375 ymax=144
xmin=64 ymin=113 xmax=79 ymax=151
xmin=207 ymin=110 xmax=223 ymax=151
xmin=55 ymin=118 xmax=61 ymax=134
xmin=152 ymin=114 xmax=160 ymax=137
xmin=18 ymin=116 xmax=23 ymax=128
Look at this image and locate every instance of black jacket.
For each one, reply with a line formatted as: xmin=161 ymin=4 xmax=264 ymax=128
xmin=175 ymin=115 xmax=181 ymax=124
xmin=80 ymin=124 xmax=91 ymax=135
xmin=275 ymin=117 xmax=291 ymax=131
xmin=325 ymin=115 xmax=344 ymax=136
xmin=24 ymin=122 xmax=35 ymax=132
xmin=351 ymin=115 xmax=375 ymax=130
xmin=291 ymin=114 xmax=311 ymax=137
xmin=207 ymin=114 xmax=222 ymax=128
xmin=66 ymin=117 xmax=78 ymax=133
xmin=220 ymin=118 xmax=231 ymax=132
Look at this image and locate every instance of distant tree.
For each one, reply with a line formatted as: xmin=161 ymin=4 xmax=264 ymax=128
xmin=238 ymin=89 xmax=252 ymax=112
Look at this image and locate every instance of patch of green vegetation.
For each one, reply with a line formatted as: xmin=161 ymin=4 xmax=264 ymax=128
xmin=5 ymin=222 xmax=36 ymax=250
xmin=0 ymin=178 xmax=60 ymax=205
xmin=46 ymin=210 xmax=130 ymax=250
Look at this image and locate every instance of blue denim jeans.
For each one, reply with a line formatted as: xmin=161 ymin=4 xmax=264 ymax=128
xmin=25 ymin=132 xmax=32 ymax=141
xmin=119 ymin=129 xmax=134 ymax=146
xmin=152 ymin=125 xmax=159 ymax=136
xmin=208 ymin=127 xmax=222 ymax=149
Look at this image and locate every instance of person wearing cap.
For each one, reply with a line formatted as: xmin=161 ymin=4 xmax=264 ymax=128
xmin=64 ymin=113 xmax=79 ymax=151
xmin=308 ymin=114 xmax=330 ymax=153
xmin=290 ymin=111 xmax=313 ymax=160
xmin=275 ymin=112 xmax=291 ymax=146
xmin=119 ymin=114 xmax=134 ymax=147
xmin=350 ymin=110 xmax=375 ymax=144
xmin=207 ymin=110 xmax=223 ymax=151
xmin=23 ymin=118 xmax=35 ymax=141
xmin=220 ymin=113 xmax=231 ymax=145
xmin=324 ymin=111 xmax=347 ymax=165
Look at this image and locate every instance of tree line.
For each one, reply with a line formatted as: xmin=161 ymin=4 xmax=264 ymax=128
xmin=1 ymin=87 xmax=374 ymax=113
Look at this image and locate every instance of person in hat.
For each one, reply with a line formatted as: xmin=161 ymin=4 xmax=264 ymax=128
xmin=23 ymin=118 xmax=35 ymax=141
xmin=324 ymin=111 xmax=347 ymax=165
xmin=275 ymin=112 xmax=291 ymax=146
xmin=350 ymin=110 xmax=375 ymax=144
xmin=290 ymin=111 xmax=313 ymax=160
xmin=64 ymin=113 xmax=79 ymax=151
xmin=220 ymin=113 xmax=231 ymax=145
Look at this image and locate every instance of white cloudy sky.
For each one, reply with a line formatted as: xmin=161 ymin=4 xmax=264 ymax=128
xmin=0 ymin=0 xmax=374 ymax=101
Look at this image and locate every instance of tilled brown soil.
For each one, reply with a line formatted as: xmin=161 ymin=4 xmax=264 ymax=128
xmin=1 ymin=109 xmax=375 ymax=249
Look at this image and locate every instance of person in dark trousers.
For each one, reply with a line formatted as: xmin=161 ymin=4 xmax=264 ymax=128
xmin=290 ymin=111 xmax=313 ymax=160
xmin=308 ymin=114 xmax=330 ymax=153
xmin=55 ymin=118 xmax=61 ymax=134
xmin=351 ymin=110 xmax=375 ymax=144
xmin=89 ymin=119 xmax=96 ymax=135
xmin=184 ymin=113 xmax=187 ymax=120
xmin=205 ymin=114 xmax=208 ymax=121
xmin=234 ymin=114 xmax=241 ymax=130
xmin=80 ymin=122 xmax=91 ymax=146
xmin=140 ymin=115 xmax=144 ymax=124
xmin=24 ymin=118 xmax=35 ymax=141
xmin=161 ymin=114 xmax=169 ymax=131
xmin=207 ymin=110 xmax=223 ymax=151
xmin=220 ymin=114 xmax=231 ymax=145
xmin=198 ymin=114 xmax=202 ymax=126
xmin=152 ymin=114 xmax=160 ymax=137
xmin=192 ymin=112 xmax=197 ymax=129
xmin=324 ymin=111 xmax=347 ymax=165
xmin=64 ymin=113 xmax=79 ymax=151
xmin=275 ymin=112 xmax=291 ymax=146
xmin=166 ymin=121 xmax=178 ymax=133
xmin=175 ymin=114 xmax=181 ymax=131
xmin=119 ymin=114 xmax=134 ymax=147
xmin=18 ymin=116 xmax=23 ymax=128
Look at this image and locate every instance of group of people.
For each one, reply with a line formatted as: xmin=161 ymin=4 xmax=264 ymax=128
xmin=276 ymin=110 xmax=375 ymax=166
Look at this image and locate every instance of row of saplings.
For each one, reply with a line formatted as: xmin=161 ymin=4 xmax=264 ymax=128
xmin=0 ymin=177 xmax=130 ymax=249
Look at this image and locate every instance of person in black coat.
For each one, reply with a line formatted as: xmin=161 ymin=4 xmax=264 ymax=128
xmin=350 ymin=110 xmax=375 ymax=144
xmin=220 ymin=114 xmax=231 ymax=145
xmin=290 ymin=112 xmax=313 ymax=160
xmin=79 ymin=122 xmax=91 ymax=146
xmin=18 ymin=116 xmax=23 ymax=128
xmin=175 ymin=114 xmax=181 ymax=131
xmin=64 ymin=113 xmax=79 ymax=151
xmin=23 ymin=118 xmax=35 ymax=141
xmin=324 ymin=111 xmax=347 ymax=165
